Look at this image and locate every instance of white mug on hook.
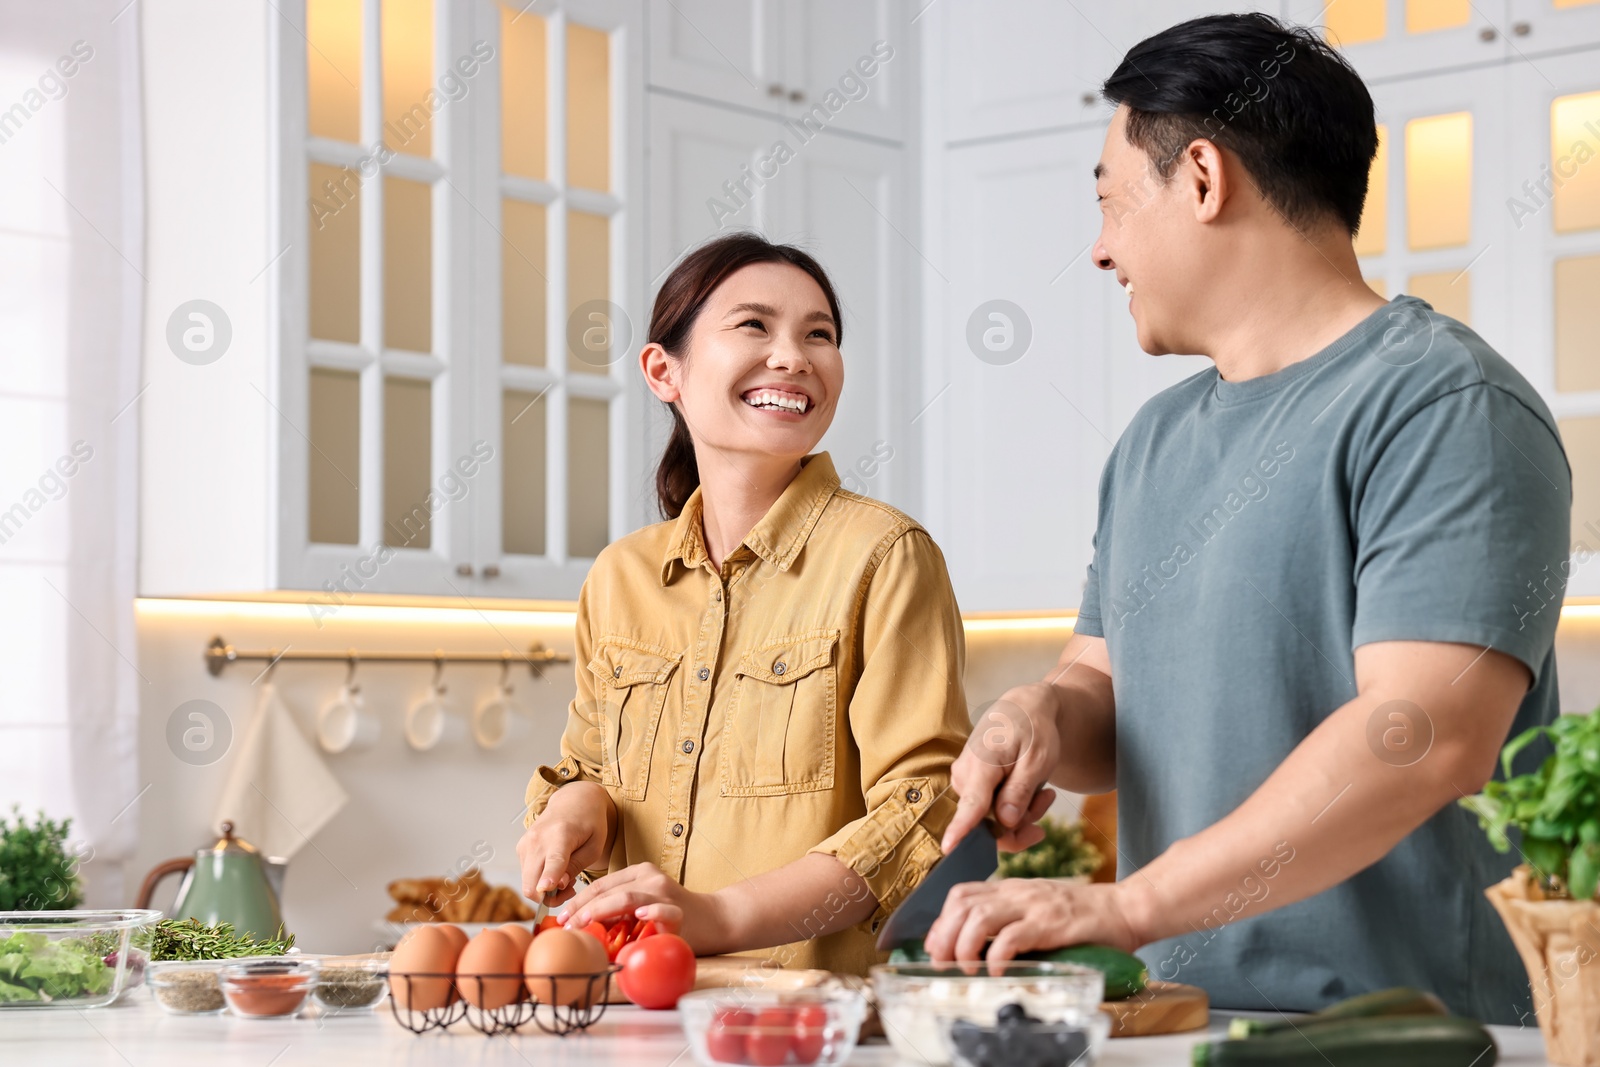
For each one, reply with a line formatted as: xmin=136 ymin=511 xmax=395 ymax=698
xmin=318 ymin=681 xmax=379 ymax=754
xmin=472 ymin=667 xmax=527 ymax=749
xmin=406 ymin=668 xmax=464 ymax=752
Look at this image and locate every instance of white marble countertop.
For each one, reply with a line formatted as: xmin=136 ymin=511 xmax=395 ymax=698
xmin=0 ymin=993 xmax=1563 ymax=1067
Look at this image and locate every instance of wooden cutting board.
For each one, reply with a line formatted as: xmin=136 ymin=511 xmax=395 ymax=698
xmin=1100 ymin=980 xmax=1209 ymax=1037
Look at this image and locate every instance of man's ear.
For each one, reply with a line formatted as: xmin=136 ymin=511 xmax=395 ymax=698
xmin=1180 ymin=136 xmax=1231 ymax=224
xmin=641 ymin=342 xmax=679 ymax=403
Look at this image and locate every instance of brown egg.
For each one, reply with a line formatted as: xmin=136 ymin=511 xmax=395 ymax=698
xmin=456 ymin=929 xmax=523 ymax=1009
xmin=389 ymin=925 xmax=459 ymax=1011
xmin=524 ymin=927 xmax=607 ymax=1008
xmin=496 ymin=923 xmax=533 ymax=957
xmin=434 ymin=923 xmax=469 ymax=956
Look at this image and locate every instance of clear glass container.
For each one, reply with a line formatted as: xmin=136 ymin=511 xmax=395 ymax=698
xmin=219 ymin=959 xmax=321 ymax=1019
xmin=148 ymin=960 xmax=230 ymax=1015
xmin=0 ymin=909 xmax=161 ymax=1009
xmin=870 ymin=960 xmax=1106 ymax=1066
xmin=311 ymin=958 xmax=388 ymax=1013
xmin=678 ymin=987 xmax=868 ymax=1067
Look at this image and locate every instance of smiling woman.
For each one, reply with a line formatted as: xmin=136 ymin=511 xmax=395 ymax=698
xmin=515 ymin=233 xmax=972 ymax=976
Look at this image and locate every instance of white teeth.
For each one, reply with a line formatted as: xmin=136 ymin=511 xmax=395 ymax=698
xmin=742 ymin=389 xmax=809 ymax=414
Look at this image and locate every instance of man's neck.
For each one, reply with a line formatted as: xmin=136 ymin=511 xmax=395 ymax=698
xmin=1201 ymin=232 xmax=1389 ymax=383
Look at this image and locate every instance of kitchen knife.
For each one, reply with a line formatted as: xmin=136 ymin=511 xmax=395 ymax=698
xmin=874 ymin=819 xmax=999 ymax=950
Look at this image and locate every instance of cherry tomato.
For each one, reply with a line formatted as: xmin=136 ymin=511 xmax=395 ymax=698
xmin=791 ymin=1004 xmax=828 ymax=1064
xmin=747 ymin=1007 xmax=797 ymax=1066
xmin=615 ymin=932 xmax=696 ymax=1010
xmin=707 ymin=1007 xmax=753 ymax=1064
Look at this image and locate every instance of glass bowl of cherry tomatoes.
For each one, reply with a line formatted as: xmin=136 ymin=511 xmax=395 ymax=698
xmin=678 ymin=987 xmax=868 ymax=1067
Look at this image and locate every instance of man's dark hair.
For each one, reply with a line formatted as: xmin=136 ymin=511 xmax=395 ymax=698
xmin=1101 ymin=13 xmax=1378 ymax=236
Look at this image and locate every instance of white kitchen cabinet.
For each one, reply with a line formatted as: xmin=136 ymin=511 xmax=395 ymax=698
xmin=1507 ymin=0 xmax=1600 ymax=53
xmin=646 ymin=0 xmax=908 ymax=142
xmin=140 ymin=0 xmax=647 ymax=601
xmin=1283 ymin=0 xmax=1511 ymax=81
xmin=644 ymin=92 xmax=916 ymax=512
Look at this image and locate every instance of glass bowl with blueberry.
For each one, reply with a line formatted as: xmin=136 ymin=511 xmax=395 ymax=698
xmin=871 ymin=960 xmax=1109 ymax=1066
xmin=944 ymin=999 xmax=1112 ymax=1067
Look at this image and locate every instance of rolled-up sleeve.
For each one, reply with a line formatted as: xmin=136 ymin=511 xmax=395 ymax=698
xmin=807 ymin=528 xmax=970 ymax=933
xmin=524 ymin=580 xmax=610 ymax=828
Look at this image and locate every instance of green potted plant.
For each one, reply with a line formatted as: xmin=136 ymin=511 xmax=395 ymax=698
xmin=996 ymin=815 xmax=1103 ymax=881
xmin=1462 ymin=709 xmax=1600 ymax=1066
xmin=0 ymin=808 xmax=83 ymax=912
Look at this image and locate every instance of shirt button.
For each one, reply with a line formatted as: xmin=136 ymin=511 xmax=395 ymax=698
xmin=558 ymin=766 xmax=572 ymax=778
xmin=772 ymin=661 xmax=787 ymax=675
xmin=682 ymin=739 xmax=695 ymax=754
xmin=906 ymin=788 xmax=922 ymax=804
xmin=903 ymin=867 xmax=920 ymax=886
xmin=613 ymin=666 xmax=623 ymax=678
xmin=672 ymin=823 xmax=684 ymax=837
xmin=698 ymin=667 xmax=710 ymax=681
xmin=714 ymin=590 xmax=722 ymax=601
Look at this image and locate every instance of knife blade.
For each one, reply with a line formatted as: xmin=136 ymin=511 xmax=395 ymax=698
xmin=874 ymin=820 xmax=999 ymax=950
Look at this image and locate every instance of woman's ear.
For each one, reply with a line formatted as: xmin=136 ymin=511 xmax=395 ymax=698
xmin=640 ymin=342 xmax=680 ymax=403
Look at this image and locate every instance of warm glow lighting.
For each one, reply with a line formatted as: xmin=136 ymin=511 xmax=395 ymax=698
xmin=962 ymin=615 xmax=1077 ymax=634
xmin=135 ymin=598 xmax=577 ymax=630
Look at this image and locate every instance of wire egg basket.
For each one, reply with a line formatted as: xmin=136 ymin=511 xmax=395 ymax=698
xmin=385 ymin=968 xmax=619 ymax=1036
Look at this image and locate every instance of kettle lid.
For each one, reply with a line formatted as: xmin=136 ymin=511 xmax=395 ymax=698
xmin=208 ymin=820 xmax=260 ymax=855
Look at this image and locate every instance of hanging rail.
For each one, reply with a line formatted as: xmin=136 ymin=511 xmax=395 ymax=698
xmin=204 ymin=635 xmax=571 ymax=679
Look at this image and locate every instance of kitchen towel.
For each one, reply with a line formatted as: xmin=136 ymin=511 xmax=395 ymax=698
xmin=214 ymin=684 xmax=349 ymax=860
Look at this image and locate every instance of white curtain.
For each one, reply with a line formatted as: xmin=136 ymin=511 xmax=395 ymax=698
xmin=0 ymin=0 xmax=143 ymax=908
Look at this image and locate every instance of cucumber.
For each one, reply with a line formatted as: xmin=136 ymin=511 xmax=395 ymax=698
xmin=1227 ymin=987 xmax=1449 ymax=1038
xmin=886 ymin=939 xmax=1148 ymax=1001
xmin=1194 ymin=1015 xmax=1497 ymax=1066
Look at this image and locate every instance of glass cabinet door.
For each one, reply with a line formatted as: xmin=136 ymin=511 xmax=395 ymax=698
xmin=1509 ymin=50 xmax=1600 ymax=594
xmin=1286 ymin=0 xmax=1511 ymax=81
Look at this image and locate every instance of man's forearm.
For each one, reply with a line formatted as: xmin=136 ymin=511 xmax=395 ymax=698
xmin=1045 ymin=672 xmax=1117 ymax=795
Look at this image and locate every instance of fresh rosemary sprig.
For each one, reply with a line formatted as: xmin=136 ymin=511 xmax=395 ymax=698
xmin=136 ymin=918 xmax=295 ymax=961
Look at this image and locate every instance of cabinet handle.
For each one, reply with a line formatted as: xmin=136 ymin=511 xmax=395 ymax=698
xmin=767 ymin=83 xmax=784 ymax=97
xmin=1479 ymin=26 xmax=1498 ymax=41
xmin=455 ymin=563 xmax=474 ymax=577
xmin=787 ymin=89 xmax=805 ymax=103
xmin=482 ymin=564 xmax=501 ymax=578
xmin=1511 ymin=21 xmax=1531 ymax=36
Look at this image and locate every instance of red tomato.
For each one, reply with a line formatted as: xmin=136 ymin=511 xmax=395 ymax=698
xmin=615 ymin=932 xmax=696 ymax=1010
xmin=791 ymin=1004 xmax=828 ymax=1064
xmin=535 ymin=916 xmax=560 ymax=935
xmin=604 ymin=919 xmax=633 ymax=961
xmin=631 ymin=919 xmax=658 ymax=941
xmin=580 ymin=920 xmax=609 ymax=946
xmin=707 ymin=1007 xmax=753 ymax=1064
xmin=748 ymin=1007 xmax=797 ymax=1066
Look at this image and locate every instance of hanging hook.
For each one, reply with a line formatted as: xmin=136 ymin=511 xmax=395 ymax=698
xmin=498 ymin=655 xmax=514 ymax=696
xmin=432 ymin=653 xmax=447 ymax=694
xmin=345 ymin=651 xmax=360 ymax=692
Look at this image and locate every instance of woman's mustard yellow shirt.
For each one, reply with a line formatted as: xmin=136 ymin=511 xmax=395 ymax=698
xmin=524 ymin=453 xmax=970 ymax=975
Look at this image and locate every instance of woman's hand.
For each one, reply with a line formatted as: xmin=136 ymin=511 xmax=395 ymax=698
xmin=922 ymin=878 xmax=1147 ymax=964
xmin=516 ymin=781 xmax=615 ymax=906
xmin=556 ymin=862 xmax=730 ymax=952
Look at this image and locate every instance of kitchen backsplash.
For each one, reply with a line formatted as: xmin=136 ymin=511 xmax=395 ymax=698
xmin=119 ymin=604 xmax=1600 ymax=954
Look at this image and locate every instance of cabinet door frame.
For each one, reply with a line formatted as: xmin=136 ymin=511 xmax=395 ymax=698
xmin=468 ymin=0 xmax=647 ymax=602
xmin=1284 ymin=0 xmax=1511 ymax=82
xmin=645 ymin=0 xmax=787 ymax=116
xmin=1506 ymin=47 xmax=1600 ymax=594
xmin=272 ymin=0 xmax=478 ymax=597
xmin=1507 ymin=0 xmax=1600 ymax=56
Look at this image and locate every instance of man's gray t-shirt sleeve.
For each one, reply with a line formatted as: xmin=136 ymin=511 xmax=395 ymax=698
xmin=1351 ymin=383 xmax=1571 ymax=681
xmin=1075 ymin=455 xmax=1114 ymax=638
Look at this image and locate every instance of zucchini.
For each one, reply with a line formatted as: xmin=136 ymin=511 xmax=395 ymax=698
xmin=886 ymin=939 xmax=1148 ymax=1001
xmin=1194 ymin=1015 xmax=1497 ymax=1066
xmin=1227 ymin=987 xmax=1449 ymax=1038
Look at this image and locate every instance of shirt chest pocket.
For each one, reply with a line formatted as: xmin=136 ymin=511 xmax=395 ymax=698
xmin=720 ymin=629 xmax=839 ymax=797
xmin=588 ymin=640 xmax=681 ymax=802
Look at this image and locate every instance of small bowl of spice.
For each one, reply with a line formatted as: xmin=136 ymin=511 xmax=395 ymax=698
xmin=148 ymin=962 xmax=229 ymax=1015
xmin=219 ymin=959 xmax=320 ymax=1019
xmin=312 ymin=960 xmax=388 ymax=1014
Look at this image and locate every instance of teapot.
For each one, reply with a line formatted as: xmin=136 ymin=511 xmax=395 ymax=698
xmin=134 ymin=821 xmax=286 ymax=938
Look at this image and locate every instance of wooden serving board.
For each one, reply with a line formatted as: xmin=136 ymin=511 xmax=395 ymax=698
xmin=1100 ymin=980 xmax=1209 ymax=1037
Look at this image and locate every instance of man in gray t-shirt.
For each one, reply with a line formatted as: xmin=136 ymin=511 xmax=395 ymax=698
xmin=928 ymin=15 xmax=1571 ymax=1026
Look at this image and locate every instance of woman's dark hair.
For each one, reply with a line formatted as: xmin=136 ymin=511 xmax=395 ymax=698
xmin=1101 ymin=13 xmax=1378 ymax=236
xmin=648 ymin=232 xmax=843 ymax=520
